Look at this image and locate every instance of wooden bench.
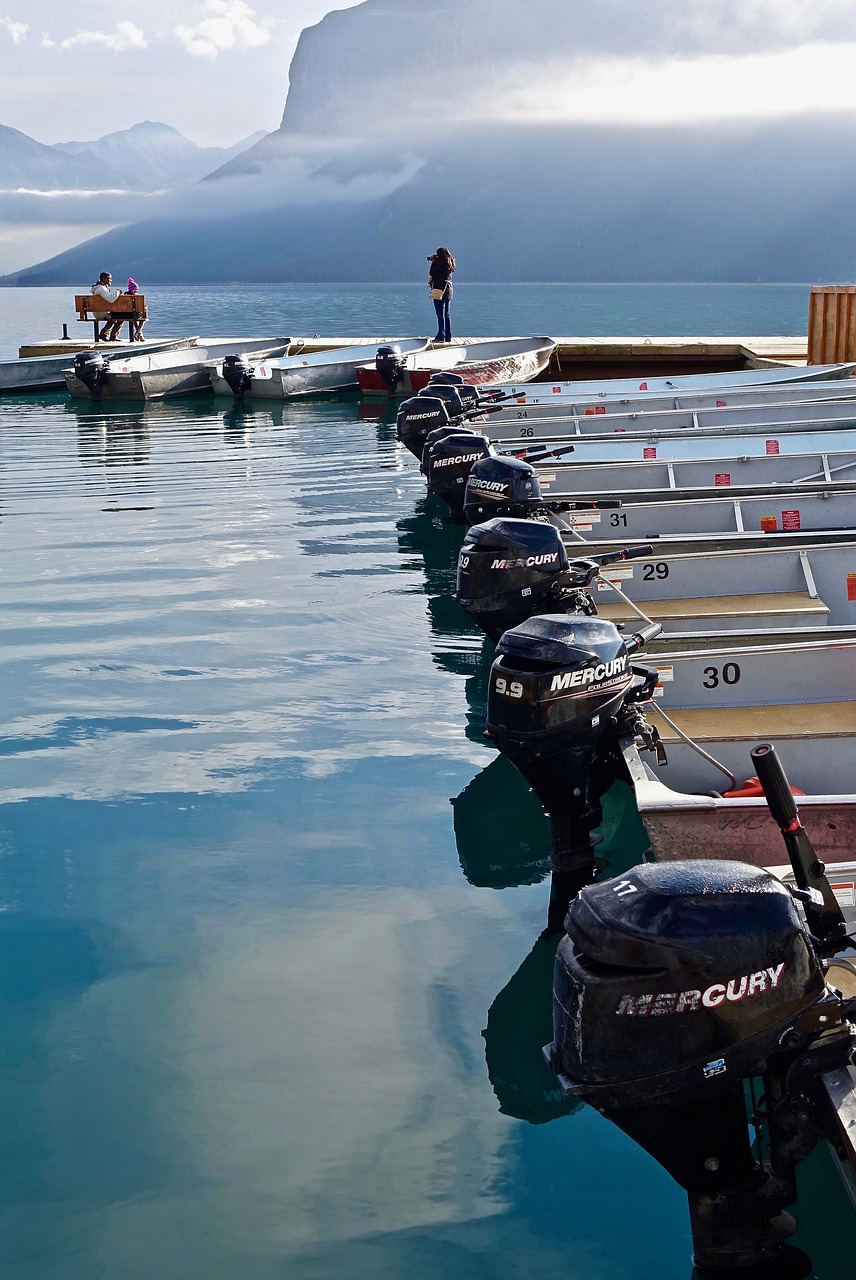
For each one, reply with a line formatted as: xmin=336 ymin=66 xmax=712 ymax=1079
xmin=75 ymin=293 xmax=147 ymax=342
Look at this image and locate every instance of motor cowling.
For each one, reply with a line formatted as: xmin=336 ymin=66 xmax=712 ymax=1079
xmin=423 ymin=384 xmax=466 ymax=417
xmin=548 ymin=859 xmax=826 ymax=1108
xmin=73 ymin=350 xmax=108 ymax=397
xmin=375 ymin=344 xmax=406 ymax=397
xmin=423 ymin=431 xmax=492 ymax=521
xmin=426 ymin=371 xmax=465 ymax=386
xmin=396 ymin=395 xmax=451 ymax=458
xmin=486 ymin=613 xmax=632 ymax=776
xmin=221 ymin=353 xmax=254 ymax=399
xmin=427 ymin=378 xmax=482 ymax=412
xmin=464 ymin=455 xmax=542 ymax=525
xmin=455 ymin=518 xmax=569 ymax=640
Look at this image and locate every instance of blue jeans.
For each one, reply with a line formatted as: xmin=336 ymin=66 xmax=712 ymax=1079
xmin=433 ymin=295 xmax=452 ymax=342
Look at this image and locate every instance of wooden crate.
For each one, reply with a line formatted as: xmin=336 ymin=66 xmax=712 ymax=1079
xmin=807 ymin=285 xmax=856 ymax=364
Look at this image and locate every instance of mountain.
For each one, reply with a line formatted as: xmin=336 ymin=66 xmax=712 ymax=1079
xmin=0 ymin=124 xmax=130 ymax=189
xmin=6 ymin=0 xmax=856 ymax=283
xmin=53 ymin=122 xmax=268 ymax=191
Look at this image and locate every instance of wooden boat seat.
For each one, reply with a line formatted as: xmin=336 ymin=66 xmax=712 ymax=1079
xmin=652 ymin=700 xmax=856 ymax=743
xmin=600 ymin=591 xmax=830 ymax=623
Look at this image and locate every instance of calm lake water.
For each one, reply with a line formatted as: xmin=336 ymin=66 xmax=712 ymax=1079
xmin=0 ymin=286 xmax=851 ymax=1280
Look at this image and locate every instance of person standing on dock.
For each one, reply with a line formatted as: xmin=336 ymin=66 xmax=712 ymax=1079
xmin=428 ymin=247 xmax=455 ymax=343
xmin=91 ymin=272 xmax=123 ymax=341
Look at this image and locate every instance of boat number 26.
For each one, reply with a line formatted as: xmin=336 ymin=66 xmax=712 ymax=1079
xmin=495 ymin=676 xmax=524 ymax=698
xmin=702 ymin=663 xmax=741 ymax=688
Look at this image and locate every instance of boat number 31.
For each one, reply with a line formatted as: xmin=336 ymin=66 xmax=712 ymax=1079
xmin=702 ymin=663 xmax=741 ymax=688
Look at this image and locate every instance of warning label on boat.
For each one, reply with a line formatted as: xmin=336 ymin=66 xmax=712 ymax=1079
xmin=781 ymin=509 xmax=801 ymax=530
xmin=715 ymin=473 xmax=731 ymax=486
xmin=848 ymin=573 xmax=856 ymax=601
xmin=765 ymin=439 xmax=780 ymax=455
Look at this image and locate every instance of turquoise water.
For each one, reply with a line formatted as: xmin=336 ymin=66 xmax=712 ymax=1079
xmin=4 ymin=281 xmax=813 ymax=360
xmin=0 ymin=287 xmax=852 ymax=1280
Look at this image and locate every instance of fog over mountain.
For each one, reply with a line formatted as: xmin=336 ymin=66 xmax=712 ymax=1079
xmin=5 ymin=0 xmax=856 ymax=283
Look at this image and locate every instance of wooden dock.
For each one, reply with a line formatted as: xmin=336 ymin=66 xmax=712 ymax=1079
xmin=17 ymin=334 xmax=809 ymax=382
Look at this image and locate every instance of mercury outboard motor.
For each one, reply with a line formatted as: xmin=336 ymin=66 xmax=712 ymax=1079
xmin=73 ymin=350 xmax=108 ymax=398
xmin=426 ymin=371 xmax=465 ymax=386
xmin=545 ymin=854 xmax=856 ymax=1272
xmin=423 ymin=431 xmax=492 ymax=521
xmin=421 ymin=383 xmax=464 ymax=415
xmin=463 ymin=456 xmax=542 ymax=525
xmin=456 ymin=518 xmax=572 ymax=640
xmin=486 ymin=613 xmax=655 ymax=921
xmin=396 ymin=395 xmax=452 ymax=459
xmin=375 ymin=344 xmax=406 ymax=398
xmin=426 ymin=380 xmax=483 ymax=413
xmin=221 ymin=353 xmax=255 ymax=400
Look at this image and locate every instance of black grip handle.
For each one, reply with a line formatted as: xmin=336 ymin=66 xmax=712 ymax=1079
xmin=750 ymin=743 xmax=798 ymax=829
xmin=623 ymin=544 xmax=655 ymax=559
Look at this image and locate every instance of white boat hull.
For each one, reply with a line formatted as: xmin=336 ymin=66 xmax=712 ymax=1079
xmin=209 ymin=338 xmax=432 ymax=399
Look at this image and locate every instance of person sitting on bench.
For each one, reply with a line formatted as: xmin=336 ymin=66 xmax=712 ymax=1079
xmin=91 ymin=271 xmax=123 ymax=341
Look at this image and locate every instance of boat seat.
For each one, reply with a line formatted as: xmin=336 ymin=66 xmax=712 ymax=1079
xmin=600 ymin=591 xmax=830 ymax=624
xmin=651 ymin=700 xmax=856 ymax=743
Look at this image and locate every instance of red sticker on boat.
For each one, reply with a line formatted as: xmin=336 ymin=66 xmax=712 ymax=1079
xmin=765 ymin=439 xmax=780 ymax=455
xmin=760 ymin=515 xmax=777 ymax=532
xmin=639 ymin=382 xmax=648 ymax=390
xmin=715 ymin=473 xmax=731 ymax=486
xmin=552 ymin=386 xmax=562 ymax=394
xmin=716 ymin=399 xmax=726 ymax=407
xmin=643 ymin=447 xmax=656 ymax=458
xmin=781 ymin=509 xmax=801 ymax=530
xmin=613 ymin=428 xmax=626 ymax=433
xmin=595 ymin=405 xmax=605 ymax=413
xmin=848 ymin=573 xmax=856 ymax=601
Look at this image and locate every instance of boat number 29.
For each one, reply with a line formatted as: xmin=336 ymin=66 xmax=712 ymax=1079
xmin=642 ymin=562 xmax=669 ymax=580
xmin=495 ymin=676 xmax=524 ymax=698
xmin=702 ymin=663 xmax=741 ymax=688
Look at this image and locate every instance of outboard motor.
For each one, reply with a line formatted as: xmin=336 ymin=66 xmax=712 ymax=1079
xmin=423 ymin=431 xmax=492 ymax=522
xmin=456 ymin=518 xmax=571 ymax=639
xmin=545 ymin=857 xmax=856 ymax=1271
xmin=423 ymin=383 xmax=466 ymax=418
xmin=427 ymin=379 xmax=483 ymax=413
xmin=221 ymin=353 xmax=255 ymax=400
xmin=396 ymin=395 xmax=452 ymax=459
xmin=73 ymin=350 xmax=108 ymax=398
xmin=485 ymin=613 xmax=651 ymax=920
xmin=375 ymin=344 xmax=406 ymax=398
xmin=425 ymin=371 xmax=465 ymax=386
xmin=463 ymin=455 xmax=542 ymax=525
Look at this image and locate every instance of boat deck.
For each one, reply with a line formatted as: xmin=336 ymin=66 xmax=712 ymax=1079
xmin=600 ymin=590 xmax=830 ymax=625
xmin=652 ymin=700 xmax=856 ymax=741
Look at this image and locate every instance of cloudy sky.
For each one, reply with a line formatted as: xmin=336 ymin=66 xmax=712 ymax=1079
xmin=0 ymin=0 xmax=361 ymax=147
xmin=3 ymin=0 xmax=856 ymax=275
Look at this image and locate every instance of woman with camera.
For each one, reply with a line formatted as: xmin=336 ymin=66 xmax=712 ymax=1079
xmin=427 ymin=247 xmax=456 ymax=343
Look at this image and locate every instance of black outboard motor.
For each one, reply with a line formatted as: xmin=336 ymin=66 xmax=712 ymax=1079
xmin=396 ymin=395 xmax=452 ymax=459
xmin=427 ymin=379 xmax=483 ymax=413
xmin=463 ymin=456 xmax=542 ymax=525
xmin=486 ymin=613 xmax=652 ymax=921
xmin=426 ymin=371 xmax=465 ymax=386
xmin=545 ymin=858 xmax=856 ymax=1271
xmin=221 ymin=353 xmax=255 ymax=400
xmin=73 ymin=350 xmax=108 ymax=398
xmin=456 ymin=518 xmax=572 ymax=640
xmin=375 ymin=344 xmax=406 ymax=398
xmin=423 ymin=383 xmax=467 ymax=418
xmin=423 ymin=431 xmax=493 ymax=522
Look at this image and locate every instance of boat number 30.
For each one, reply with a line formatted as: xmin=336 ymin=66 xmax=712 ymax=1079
xmin=495 ymin=676 xmax=524 ymax=698
xmin=702 ymin=663 xmax=741 ymax=688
